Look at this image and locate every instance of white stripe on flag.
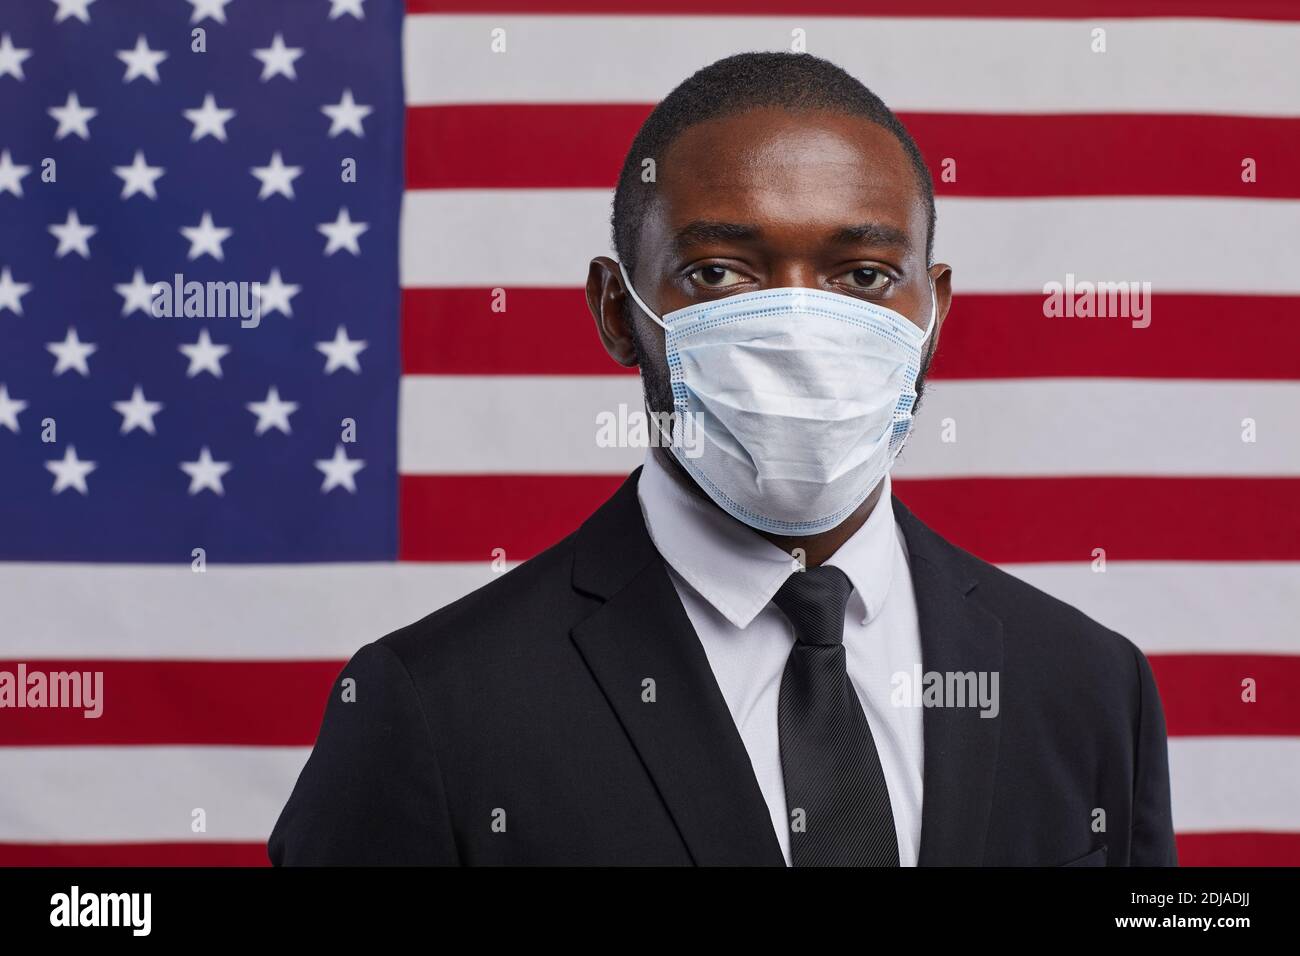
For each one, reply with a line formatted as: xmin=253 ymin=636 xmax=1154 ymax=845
xmin=1003 ymin=562 xmax=1300 ymax=656
xmin=0 ymin=562 xmax=501 ymax=660
xmin=3 ymin=561 xmax=1295 ymax=659
xmin=1 ymin=738 xmax=1294 ymax=842
xmin=404 ymin=15 xmax=1300 ymax=117
xmin=0 ymin=746 xmax=310 ymax=842
xmin=903 ymin=379 xmax=1300 ymax=477
xmin=1170 ymin=738 xmax=1300 ymax=833
xmin=400 ymin=190 xmax=1300 ymax=293
xmin=397 ymin=375 xmax=1300 ymax=477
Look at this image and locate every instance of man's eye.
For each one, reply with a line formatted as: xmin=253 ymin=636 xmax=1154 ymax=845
xmin=839 ymin=268 xmax=891 ymax=291
xmin=688 ymin=265 xmax=747 ymax=289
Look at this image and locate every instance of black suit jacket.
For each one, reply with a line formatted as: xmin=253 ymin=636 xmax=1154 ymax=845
xmin=269 ymin=469 xmax=1178 ymax=866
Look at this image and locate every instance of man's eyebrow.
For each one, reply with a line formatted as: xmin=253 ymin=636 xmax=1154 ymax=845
xmin=830 ymin=222 xmax=912 ymax=250
xmin=671 ymin=221 xmax=762 ymax=252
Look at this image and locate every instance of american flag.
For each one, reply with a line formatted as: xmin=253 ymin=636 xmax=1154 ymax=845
xmin=1 ymin=0 xmax=1297 ymax=866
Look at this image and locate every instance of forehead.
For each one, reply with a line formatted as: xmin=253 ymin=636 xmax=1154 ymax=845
xmin=646 ymin=106 xmax=926 ymax=253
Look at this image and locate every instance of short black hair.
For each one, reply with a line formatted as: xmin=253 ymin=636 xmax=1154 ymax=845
xmin=611 ymin=51 xmax=936 ymax=276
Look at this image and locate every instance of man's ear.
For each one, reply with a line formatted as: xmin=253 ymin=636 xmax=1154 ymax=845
xmin=928 ymin=262 xmax=953 ymax=341
xmin=586 ymin=256 xmax=638 ymax=368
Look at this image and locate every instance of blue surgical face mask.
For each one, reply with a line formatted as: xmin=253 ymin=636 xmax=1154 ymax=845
xmin=620 ymin=263 xmax=936 ymax=536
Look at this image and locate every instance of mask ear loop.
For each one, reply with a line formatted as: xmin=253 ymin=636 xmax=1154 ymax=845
xmin=617 ymin=261 xmax=683 ymax=454
xmin=617 ymin=261 xmax=672 ymax=333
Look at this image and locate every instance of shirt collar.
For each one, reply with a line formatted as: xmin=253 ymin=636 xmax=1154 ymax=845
xmin=636 ymin=450 xmax=899 ymax=629
xmin=822 ymin=473 xmax=899 ymax=627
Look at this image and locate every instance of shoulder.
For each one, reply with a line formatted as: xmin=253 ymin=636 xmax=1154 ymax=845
xmin=971 ymin=553 xmax=1145 ymax=683
xmin=895 ymin=498 xmax=1150 ymax=702
xmin=371 ymin=530 xmax=589 ymax=677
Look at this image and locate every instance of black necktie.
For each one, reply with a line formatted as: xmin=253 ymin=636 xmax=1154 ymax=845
xmin=773 ymin=565 xmax=900 ymax=866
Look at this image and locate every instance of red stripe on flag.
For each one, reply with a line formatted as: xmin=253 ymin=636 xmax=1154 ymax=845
xmin=405 ymin=0 xmax=1300 ymax=20
xmin=1149 ymin=655 xmax=1300 ymax=737
xmin=0 ymin=661 xmax=343 ymax=747
xmin=399 ymin=474 xmax=1300 ymax=563
xmin=407 ymin=106 xmax=1300 ymax=197
xmin=1176 ymin=832 xmax=1300 ymax=866
xmin=908 ymin=113 xmax=1300 ymax=198
xmin=3 ymin=833 xmax=1296 ymax=866
xmin=401 ymin=288 xmax=1300 ymax=380
xmin=407 ymin=104 xmax=645 ymax=190
xmin=398 ymin=473 xmax=626 ymax=562
xmin=893 ymin=477 xmax=1300 ymax=564
xmin=402 ymin=288 xmax=627 ymax=377
xmin=927 ymin=294 xmax=1300 ymax=380
xmin=0 ymin=842 xmax=270 ymax=867
xmin=0 ymin=654 xmax=1292 ymax=745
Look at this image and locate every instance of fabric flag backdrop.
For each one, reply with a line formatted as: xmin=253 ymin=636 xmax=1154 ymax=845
xmin=1 ymin=0 xmax=1297 ymax=865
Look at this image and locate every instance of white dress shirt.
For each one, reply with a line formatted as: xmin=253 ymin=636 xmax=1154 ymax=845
xmin=636 ymin=450 xmax=925 ymax=865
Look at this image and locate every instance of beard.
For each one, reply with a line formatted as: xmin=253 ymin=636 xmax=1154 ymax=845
xmin=629 ymin=310 xmax=675 ymax=420
xmin=912 ymin=332 xmax=937 ymax=415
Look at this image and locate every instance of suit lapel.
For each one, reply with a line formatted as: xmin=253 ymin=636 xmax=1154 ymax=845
xmin=894 ymin=497 xmax=1004 ymax=866
xmin=569 ymin=470 xmax=785 ymax=866
xmin=566 ymin=474 xmax=1005 ymax=866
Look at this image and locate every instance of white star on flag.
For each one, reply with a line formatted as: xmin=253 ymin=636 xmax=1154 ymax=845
xmin=181 ymin=211 xmax=232 ymax=261
xmin=47 ymin=327 xmax=97 ymax=377
xmin=179 ymin=328 xmax=230 ymax=378
xmin=116 ymin=35 xmax=168 ymax=84
xmin=49 ymin=209 xmax=97 ymax=259
xmin=46 ymin=446 xmax=97 ymax=495
xmin=315 ymin=325 xmax=367 ymax=374
xmin=322 ymin=88 xmax=372 ymax=138
xmin=250 ymin=151 xmax=302 ymax=200
xmin=0 ymin=384 xmax=27 ymax=433
xmin=0 ymin=34 xmax=33 ymax=81
xmin=0 ymin=150 xmax=31 ymax=197
xmin=187 ymin=0 xmax=234 ymax=25
xmin=318 ymin=207 xmax=368 ymax=256
xmin=51 ymin=0 xmax=96 ymax=25
xmin=114 ymin=269 xmax=156 ymax=316
xmin=315 ymin=444 xmax=365 ymax=493
xmin=114 ymin=151 xmax=166 ymax=200
xmin=253 ymin=33 xmax=304 ymax=82
xmin=328 ymin=0 xmax=366 ymax=20
xmin=0 ymin=267 xmax=32 ymax=315
xmin=247 ymin=386 xmax=299 ymax=435
xmin=184 ymin=93 xmax=236 ymax=142
xmin=113 ymin=385 xmax=164 ymax=435
xmin=259 ymin=269 xmax=300 ymax=317
xmin=48 ymin=91 xmax=97 ymax=140
xmin=180 ymin=447 xmax=231 ymax=496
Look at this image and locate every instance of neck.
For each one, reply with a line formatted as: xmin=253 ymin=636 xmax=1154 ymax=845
xmin=649 ymin=445 xmax=885 ymax=567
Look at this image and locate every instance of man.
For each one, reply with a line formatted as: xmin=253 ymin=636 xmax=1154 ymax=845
xmin=270 ymin=52 xmax=1177 ymax=866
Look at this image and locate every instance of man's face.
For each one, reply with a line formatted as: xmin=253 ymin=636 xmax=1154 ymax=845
xmin=589 ymin=105 xmax=952 ymax=420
